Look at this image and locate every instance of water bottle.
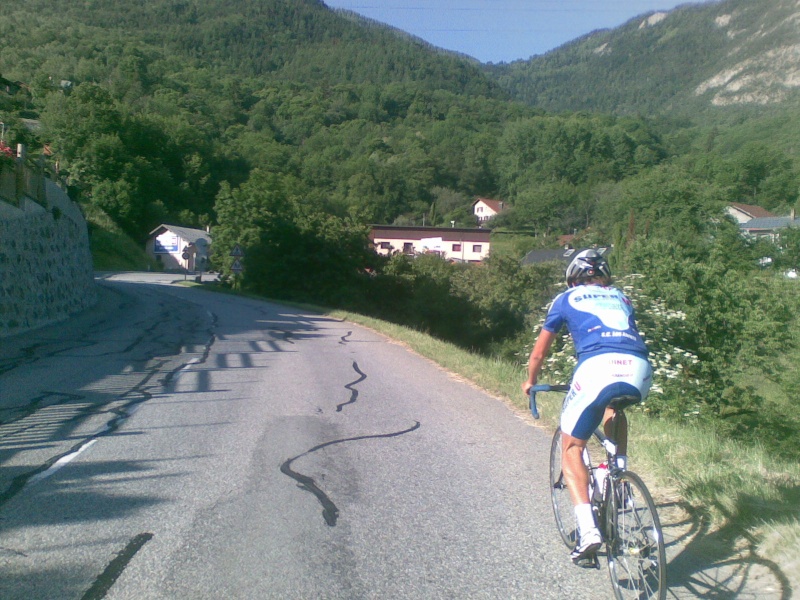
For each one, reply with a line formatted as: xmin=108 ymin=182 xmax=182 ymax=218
xmin=593 ymin=462 xmax=608 ymax=498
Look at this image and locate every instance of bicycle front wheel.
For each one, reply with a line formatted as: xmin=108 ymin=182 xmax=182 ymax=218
xmin=549 ymin=427 xmax=577 ymax=547
xmin=606 ymin=470 xmax=667 ymax=600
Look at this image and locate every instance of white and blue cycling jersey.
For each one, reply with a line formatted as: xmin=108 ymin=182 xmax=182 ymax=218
xmin=544 ymin=284 xmax=652 ymax=439
xmin=543 ymin=284 xmax=648 ymax=362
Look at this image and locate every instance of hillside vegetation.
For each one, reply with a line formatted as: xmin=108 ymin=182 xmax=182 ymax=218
xmin=1 ymin=0 xmax=799 ymax=580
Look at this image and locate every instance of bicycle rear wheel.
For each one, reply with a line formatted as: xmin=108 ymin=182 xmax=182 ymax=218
xmin=606 ymin=470 xmax=667 ymax=600
xmin=549 ymin=427 xmax=577 ymax=547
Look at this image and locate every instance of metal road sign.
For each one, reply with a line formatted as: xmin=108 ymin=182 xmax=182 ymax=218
xmin=231 ymin=258 xmax=244 ymax=273
xmin=230 ymin=244 xmax=244 ymax=257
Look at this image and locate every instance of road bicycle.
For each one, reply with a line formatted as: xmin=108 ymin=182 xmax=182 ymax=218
xmin=531 ymin=384 xmax=667 ymax=600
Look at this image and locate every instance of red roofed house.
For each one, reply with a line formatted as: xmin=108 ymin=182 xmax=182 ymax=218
xmin=472 ymin=198 xmax=506 ymax=223
xmin=726 ymin=202 xmax=775 ymax=224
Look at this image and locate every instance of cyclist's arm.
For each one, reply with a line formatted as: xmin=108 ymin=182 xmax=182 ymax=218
xmin=522 ymin=328 xmax=557 ymax=395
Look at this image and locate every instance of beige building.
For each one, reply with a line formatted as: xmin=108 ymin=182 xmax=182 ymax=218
xmin=369 ymin=225 xmax=491 ymax=262
xmin=726 ymin=202 xmax=775 ymax=224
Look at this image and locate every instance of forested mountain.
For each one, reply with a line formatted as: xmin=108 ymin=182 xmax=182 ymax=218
xmin=0 ymin=0 xmax=672 ymax=240
xmin=486 ymin=0 xmax=800 ymax=118
xmin=1 ymin=0 xmax=498 ymax=96
xmin=0 ymin=0 xmax=796 ymax=258
xmin=0 ymin=0 xmax=512 ymax=235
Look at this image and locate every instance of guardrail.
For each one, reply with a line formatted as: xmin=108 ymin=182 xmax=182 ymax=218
xmin=0 ymin=144 xmax=50 ymax=208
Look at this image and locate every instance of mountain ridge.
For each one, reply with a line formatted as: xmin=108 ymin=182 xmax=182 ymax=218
xmin=485 ymin=0 xmax=800 ymax=116
xmin=0 ymin=0 xmax=502 ymax=98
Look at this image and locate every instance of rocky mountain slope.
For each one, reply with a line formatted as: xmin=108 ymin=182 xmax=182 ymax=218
xmin=486 ymin=0 xmax=800 ymax=116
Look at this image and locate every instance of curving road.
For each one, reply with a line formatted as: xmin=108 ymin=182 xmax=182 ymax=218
xmin=0 ymin=273 xmax=612 ymax=599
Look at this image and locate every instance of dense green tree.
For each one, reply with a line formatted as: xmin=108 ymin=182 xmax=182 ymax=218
xmin=40 ymin=84 xmax=123 ymax=163
xmin=595 ymin=162 xmax=728 ymax=251
xmin=775 ymin=227 xmax=800 ymax=271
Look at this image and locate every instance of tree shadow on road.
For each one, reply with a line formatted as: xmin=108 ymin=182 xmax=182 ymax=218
xmin=659 ymin=483 xmax=799 ymax=599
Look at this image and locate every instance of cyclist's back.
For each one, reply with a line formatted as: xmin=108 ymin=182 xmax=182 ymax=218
xmin=544 ymin=283 xmax=648 ymax=362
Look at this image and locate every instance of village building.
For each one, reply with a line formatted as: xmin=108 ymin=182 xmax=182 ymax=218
xmin=146 ymin=224 xmax=212 ymax=271
xmin=726 ymin=202 xmax=776 ymax=224
xmin=369 ymin=225 xmax=491 ymax=262
xmin=726 ymin=202 xmax=799 ymax=242
xmin=739 ymin=211 xmax=800 ymax=242
xmin=472 ymin=198 xmax=506 ymax=223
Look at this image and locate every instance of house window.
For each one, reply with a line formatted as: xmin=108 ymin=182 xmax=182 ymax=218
xmin=476 ymin=206 xmax=483 ymax=213
xmin=403 ymin=242 xmax=414 ymax=253
xmin=379 ymin=242 xmax=391 ymax=250
xmin=452 ymin=243 xmax=462 ymax=252
xmin=472 ymin=244 xmax=482 ymax=253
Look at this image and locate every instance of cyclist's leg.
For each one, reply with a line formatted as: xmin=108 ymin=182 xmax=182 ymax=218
xmin=562 ymin=431 xmax=602 ymax=562
xmin=561 ymin=431 xmax=590 ymax=506
xmin=561 ymin=366 xmax=605 ymax=562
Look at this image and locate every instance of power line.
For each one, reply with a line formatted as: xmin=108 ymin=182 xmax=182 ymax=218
xmin=334 ymin=6 xmax=615 ymax=14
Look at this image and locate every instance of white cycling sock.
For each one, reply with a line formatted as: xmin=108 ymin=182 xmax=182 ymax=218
xmin=574 ymin=503 xmax=596 ymax=535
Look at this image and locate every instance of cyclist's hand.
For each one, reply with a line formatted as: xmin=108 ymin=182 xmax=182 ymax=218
xmin=521 ymin=381 xmax=533 ymax=396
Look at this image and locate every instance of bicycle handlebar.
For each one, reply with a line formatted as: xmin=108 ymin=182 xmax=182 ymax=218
xmin=531 ymin=384 xmax=570 ymax=392
xmin=528 ymin=383 xmax=570 ymax=419
xmin=528 ymin=388 xmax=539 ymax=419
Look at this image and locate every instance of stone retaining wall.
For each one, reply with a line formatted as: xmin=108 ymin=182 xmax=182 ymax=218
xmin=0 ymin=162 xmax=96 ymax=338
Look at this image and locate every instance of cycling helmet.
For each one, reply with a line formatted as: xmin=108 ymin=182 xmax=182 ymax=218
xmin=565 ymin=249 xmax=611 ymax=287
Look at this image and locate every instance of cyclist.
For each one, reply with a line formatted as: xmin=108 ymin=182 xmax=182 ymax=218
xmin=522 ymin=249 xmax=652 ymax=564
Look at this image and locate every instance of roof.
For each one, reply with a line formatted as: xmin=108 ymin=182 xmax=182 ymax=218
xmin=149 ymin=224 xmax=212 ymax=245
xmin=370 ymin=225 xmax=490 ymax=243
xmin=740 ymin=217 xmax=800 ymax=231
xmin=729 ymin=202 xmax=775 ymax=220
xmin=472 ymin=198 xmax=505 ymax=213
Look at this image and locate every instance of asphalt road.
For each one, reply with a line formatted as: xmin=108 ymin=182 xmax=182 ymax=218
xmin=0 ymin=273 xmax=613 ymax=599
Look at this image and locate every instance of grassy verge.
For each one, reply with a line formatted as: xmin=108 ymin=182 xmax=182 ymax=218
xmin=83 ymin=204 xmax=156 ymax=271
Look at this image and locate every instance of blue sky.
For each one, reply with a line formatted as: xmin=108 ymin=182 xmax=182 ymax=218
xmin=323 ymin=1 xmax=708 ymax=64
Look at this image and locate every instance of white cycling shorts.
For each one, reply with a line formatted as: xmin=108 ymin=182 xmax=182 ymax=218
xmin=561 ymin=353 xmax=652 ymax=440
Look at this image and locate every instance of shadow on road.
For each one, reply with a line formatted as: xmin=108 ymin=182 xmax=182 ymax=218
xmin=660 ymin=496 xmax=795 ymax=599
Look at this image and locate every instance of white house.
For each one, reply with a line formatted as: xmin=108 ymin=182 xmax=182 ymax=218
xmin=146 ymin=224 xmax=211 ymax=271
xmin=472 ymin=198 xmax=506 ymax=223
xmin=369 ymin=225 xmax=491 ymax=262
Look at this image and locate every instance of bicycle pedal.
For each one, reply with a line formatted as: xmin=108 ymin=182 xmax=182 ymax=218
xmin=572 ymin=553 xmax=600 ymax=569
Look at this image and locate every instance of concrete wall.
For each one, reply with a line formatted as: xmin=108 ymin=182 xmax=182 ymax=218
xmin=0 ymin=160 xmax=96 ymax=338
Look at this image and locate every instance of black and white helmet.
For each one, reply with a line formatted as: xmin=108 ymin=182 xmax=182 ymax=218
xmin=565 ymin=249 xmax=611 ymax=287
